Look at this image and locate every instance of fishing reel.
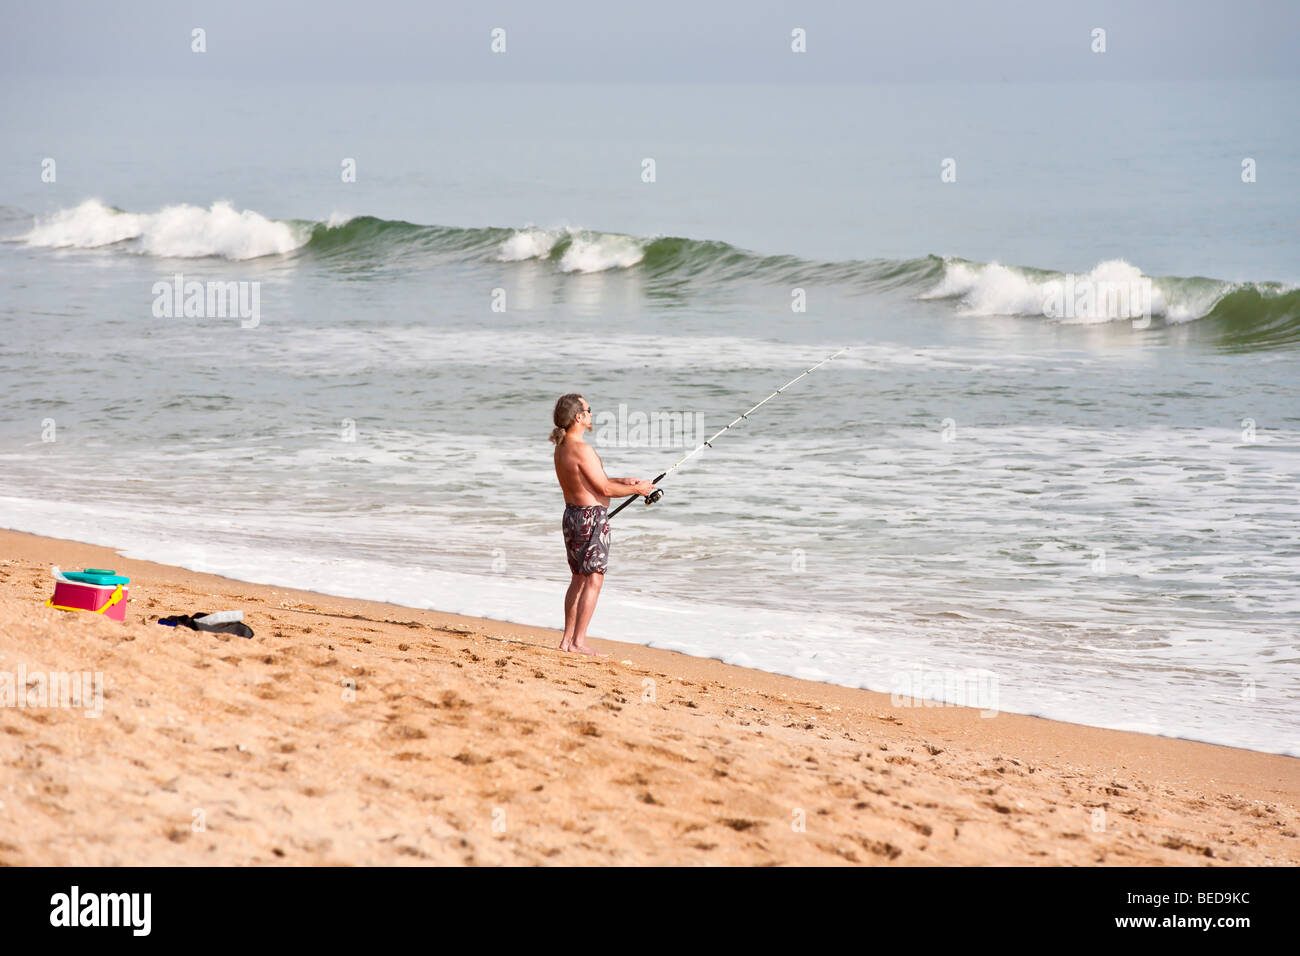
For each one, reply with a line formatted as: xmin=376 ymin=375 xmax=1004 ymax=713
xmin=644 ymin=488 xmax=665 ymax=505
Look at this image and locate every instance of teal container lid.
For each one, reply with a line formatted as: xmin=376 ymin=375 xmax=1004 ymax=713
xmin=63 ymin=568 xmax=130 ymax=586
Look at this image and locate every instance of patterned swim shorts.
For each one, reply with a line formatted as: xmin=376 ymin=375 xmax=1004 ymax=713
xmin=563 ymin=504 xmax=611 ymax=575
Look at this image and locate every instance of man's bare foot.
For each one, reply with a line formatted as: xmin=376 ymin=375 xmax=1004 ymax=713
xmin=569 ymin=641 xmax=606 ymax=657
xmin=558 ymin=638 xmax=574 ymax=652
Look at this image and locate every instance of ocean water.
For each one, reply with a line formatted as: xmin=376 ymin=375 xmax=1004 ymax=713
xmin=2 ymin=77 xmax=1298 ymax=755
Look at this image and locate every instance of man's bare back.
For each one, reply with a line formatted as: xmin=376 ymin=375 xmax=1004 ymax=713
xmin=554 ymin=438 xmax=612 ymax=507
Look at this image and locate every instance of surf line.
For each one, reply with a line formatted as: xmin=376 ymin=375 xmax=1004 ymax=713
xmin=607 ymin=346 xmax=851 ymax=520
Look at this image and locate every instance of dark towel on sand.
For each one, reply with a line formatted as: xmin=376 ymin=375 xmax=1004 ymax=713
xmin=158 ymin=614 xmax=254 ymax=638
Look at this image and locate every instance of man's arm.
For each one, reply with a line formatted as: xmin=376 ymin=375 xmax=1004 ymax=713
xmin=577 ymin=446 xmax=653 ymax=498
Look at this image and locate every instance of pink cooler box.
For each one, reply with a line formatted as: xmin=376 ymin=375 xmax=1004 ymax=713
xmin=46 ymin=568 xmax=129 ymax=622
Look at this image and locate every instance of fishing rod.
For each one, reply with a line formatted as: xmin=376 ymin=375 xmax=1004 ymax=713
xmin=607 ymin=346 xmax=851 ymax=520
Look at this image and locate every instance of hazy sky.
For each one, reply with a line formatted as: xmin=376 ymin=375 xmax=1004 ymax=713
xmin=2 ymin=0 xmax=1296 ymax=83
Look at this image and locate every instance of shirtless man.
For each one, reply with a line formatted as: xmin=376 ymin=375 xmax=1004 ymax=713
xmin=550 ymin=393 xmax=655 ymax=655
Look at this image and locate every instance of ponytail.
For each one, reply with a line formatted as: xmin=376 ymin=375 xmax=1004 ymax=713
xmin=551 ymin=393 xmax=585 ymax=445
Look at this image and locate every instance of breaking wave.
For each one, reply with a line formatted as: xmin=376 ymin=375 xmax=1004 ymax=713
xmin=16 ymin=200 xmax=1300 ymax=350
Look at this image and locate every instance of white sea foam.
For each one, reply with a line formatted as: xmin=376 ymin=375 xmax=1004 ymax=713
xmin=922 ymin=258 xmax=1235 ymax=325
xmin=496 ymin=227 xmax=646 ymax=272
xmin=558 ymin=234 xmax=645 ymax=272
xmin=497 ymin=227 xmax=559 ymax=261
xmin=23 ymin=199 xmax=310 ymax=260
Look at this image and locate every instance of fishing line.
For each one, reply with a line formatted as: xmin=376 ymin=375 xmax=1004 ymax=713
xmin=607 ymin=346 xmax=851 ymax=520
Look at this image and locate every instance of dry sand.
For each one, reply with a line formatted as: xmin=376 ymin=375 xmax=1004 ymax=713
xmin=0 ymin=527 xmax=1296 ymax=866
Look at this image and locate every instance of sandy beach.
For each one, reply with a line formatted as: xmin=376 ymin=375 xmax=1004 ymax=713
xmin=0 ymin=527 xmax=1294 ymax=866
